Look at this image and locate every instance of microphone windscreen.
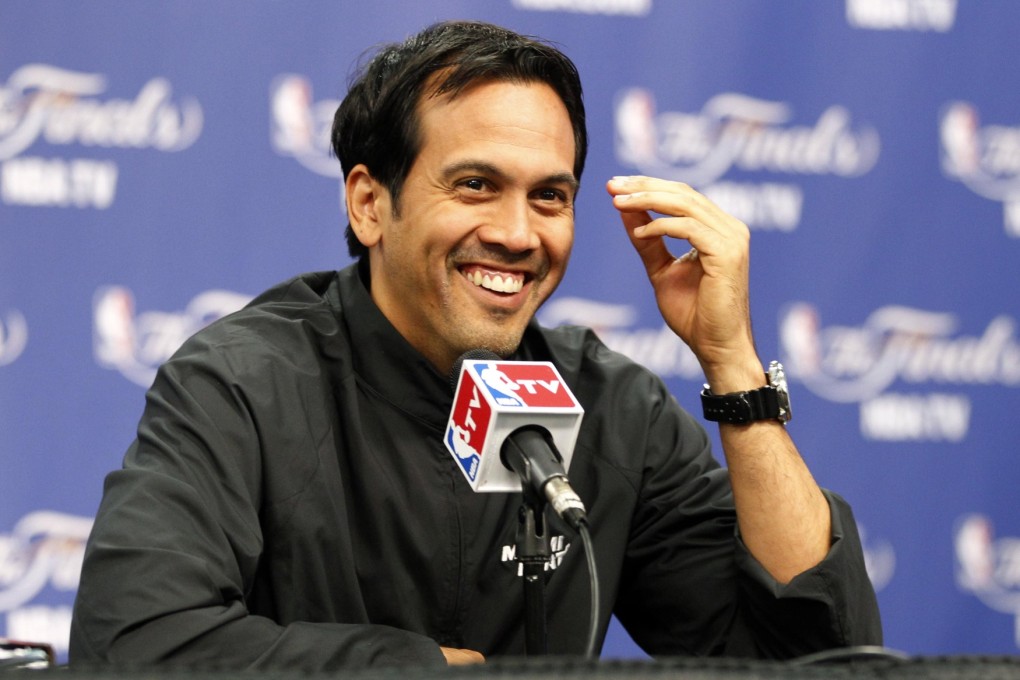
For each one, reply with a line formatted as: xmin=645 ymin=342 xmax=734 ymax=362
xmin=450 ymin=349 xmax=501 ymax=392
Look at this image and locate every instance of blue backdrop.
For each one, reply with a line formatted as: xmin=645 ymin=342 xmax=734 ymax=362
xmin=2 ymin=0 xmax=1019 ymax=662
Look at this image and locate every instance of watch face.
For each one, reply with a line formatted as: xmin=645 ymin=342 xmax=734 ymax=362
xmin=768 ymin=361 xmax=792 ymax=422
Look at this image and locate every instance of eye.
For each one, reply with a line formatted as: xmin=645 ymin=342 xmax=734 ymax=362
xmin=460 ymin=178 xmax=487 ymax=192
xmin=453 ymin=177 xmax=495 ymax=203
xmin=533 ymin=187 xmax=569 ymax=205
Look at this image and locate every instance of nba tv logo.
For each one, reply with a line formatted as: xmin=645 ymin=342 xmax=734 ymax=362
xmin=445 ymin=361 xmax=583 ymax=493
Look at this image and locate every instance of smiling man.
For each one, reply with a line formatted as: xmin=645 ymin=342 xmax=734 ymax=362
xmin=70 ymin=20 xmax=882 ymax=671
xmin=344 ymin=78 xmax=577 ymax=372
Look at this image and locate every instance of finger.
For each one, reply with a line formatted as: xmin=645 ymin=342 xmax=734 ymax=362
xmin=607 ymin=174 xmax=683 ymax=196
xmin=617 ymin=205 xmax=676 ymax=276
xmin=618 ymin=190 xmax=735 ymax=238
xmin=624 ymin=203 xmax=749 ymax=279
xmin=609 ymin=177 xmax=746 ymax=240
xmin=607 ymin=175 xmax=699 ymax=201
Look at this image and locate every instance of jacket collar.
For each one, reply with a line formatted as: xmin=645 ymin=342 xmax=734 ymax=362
xmin=334 ymin=260 xmax=455 ymax=430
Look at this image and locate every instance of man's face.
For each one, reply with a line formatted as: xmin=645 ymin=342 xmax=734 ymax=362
xmin=365 ymin=80 xmax=577 ymax=374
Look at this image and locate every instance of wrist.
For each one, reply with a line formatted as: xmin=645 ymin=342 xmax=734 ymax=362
xmin=701 ymin=358 xmax=766 ymax=394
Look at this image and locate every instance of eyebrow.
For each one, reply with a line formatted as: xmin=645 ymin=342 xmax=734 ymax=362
xmin=442 ymin=160 xmax=580 ymax=195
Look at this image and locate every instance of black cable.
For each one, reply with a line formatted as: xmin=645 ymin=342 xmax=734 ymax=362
xmin=577 ymin=519 xmax=600 ymax=660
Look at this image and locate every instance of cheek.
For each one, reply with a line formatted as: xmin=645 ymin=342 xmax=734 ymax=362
xmin=545 ymin=224 xmax=574 ymax=266
xmin=424 ymin=207 xmax=485 ymax=254
xmin=388 ymin=211 xmax=458 ymax=267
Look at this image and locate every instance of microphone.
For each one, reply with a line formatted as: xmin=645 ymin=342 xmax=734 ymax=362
xmin=444 ymin=350 xmax=587 ymax=529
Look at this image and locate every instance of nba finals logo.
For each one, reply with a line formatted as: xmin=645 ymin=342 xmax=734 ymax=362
xmin=955 ymin=514 xmax=1020 ymax=647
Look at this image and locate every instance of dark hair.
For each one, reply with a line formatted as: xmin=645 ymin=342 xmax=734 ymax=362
xmin=331 ymin=20 xmax=588 ymax=259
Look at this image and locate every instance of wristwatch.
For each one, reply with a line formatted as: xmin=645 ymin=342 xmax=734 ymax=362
xmin=700 ymin=361 xmax=792 ymax=424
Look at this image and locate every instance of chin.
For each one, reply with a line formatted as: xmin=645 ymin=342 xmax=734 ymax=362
xmin=470 ymin=339 xmax=518 ymax=359
xmin=458 ymin=328 xmax=525 ymax=360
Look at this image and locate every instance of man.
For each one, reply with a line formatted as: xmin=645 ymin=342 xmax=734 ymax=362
xmin=70 ymin=20 xmax=881 ymax=670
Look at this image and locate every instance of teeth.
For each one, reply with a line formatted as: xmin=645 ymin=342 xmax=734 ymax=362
xmin=466 ymin=270 xmax=522 ymax=293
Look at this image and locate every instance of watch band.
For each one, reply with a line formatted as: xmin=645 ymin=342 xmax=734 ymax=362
xmin=701 ymin=382 xmax=780 ymax=424
xmin=700 ymin=361 xmax=791 ymax=424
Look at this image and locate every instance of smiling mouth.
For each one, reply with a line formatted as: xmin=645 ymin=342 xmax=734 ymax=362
xmin=460 ymin=267 xmax=525 ymax=294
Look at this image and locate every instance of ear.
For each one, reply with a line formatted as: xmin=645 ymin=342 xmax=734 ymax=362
xmin=345 ymin=164 xmax=389 ymax=249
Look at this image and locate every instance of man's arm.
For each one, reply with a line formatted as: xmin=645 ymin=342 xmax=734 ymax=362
xmin=606 ymin=175 xmax=829 ymax=584
xmin=70 ymin=346 xmax=448 ymax=671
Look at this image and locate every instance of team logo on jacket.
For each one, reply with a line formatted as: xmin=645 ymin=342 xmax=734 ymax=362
xmin=501 ymin=535 xmax=571 ymax=577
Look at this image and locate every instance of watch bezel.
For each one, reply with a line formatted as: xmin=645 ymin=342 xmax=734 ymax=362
xmin=767 ymin=360 xmax=792 ymax=423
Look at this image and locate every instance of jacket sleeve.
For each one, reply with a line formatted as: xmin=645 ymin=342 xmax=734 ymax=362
xmin=725 ymin=489 xmax=884 ymax=658
xmin=69 ymin=339 xmax=446 ymax=672
xmin=612 ymin=389 xmax=882 ymax=659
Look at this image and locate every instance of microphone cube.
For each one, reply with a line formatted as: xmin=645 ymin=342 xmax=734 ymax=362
xmin=445 ymin=360 xmax=584 ymax=492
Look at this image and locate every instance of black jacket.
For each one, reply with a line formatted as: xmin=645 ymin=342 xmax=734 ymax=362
xmin=70 ymin=262 xmax=882 ymax=671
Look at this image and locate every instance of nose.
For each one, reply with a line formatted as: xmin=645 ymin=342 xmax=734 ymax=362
xmin=476 ymin=197 xmax=541 ymax=253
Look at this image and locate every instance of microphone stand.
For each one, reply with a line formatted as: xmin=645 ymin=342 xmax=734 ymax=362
xmin=516 ymin=483 xmax=551 ymax=656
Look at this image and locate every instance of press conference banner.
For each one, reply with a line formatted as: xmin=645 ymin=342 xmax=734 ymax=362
xmin=2 ymin=0 xmax=1018 ymax=662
